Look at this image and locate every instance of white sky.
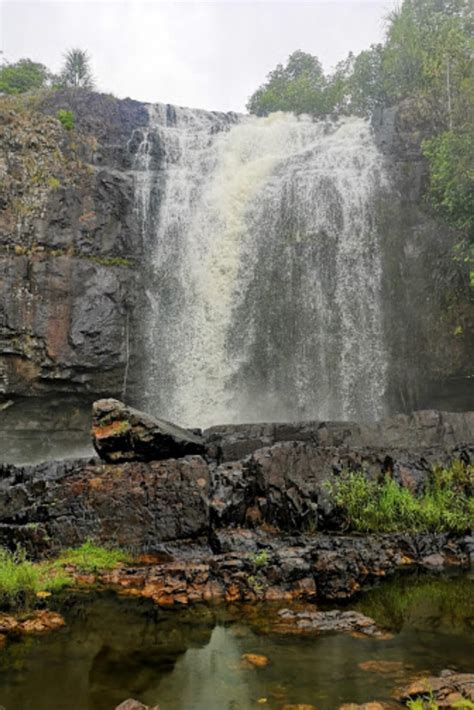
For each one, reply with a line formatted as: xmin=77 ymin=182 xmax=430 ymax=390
xmin=0 ymin=0 xmax=397 ymax=112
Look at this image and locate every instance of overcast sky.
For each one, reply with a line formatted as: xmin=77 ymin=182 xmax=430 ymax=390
xmin=1 ymin=0 xmax=397 ymax=112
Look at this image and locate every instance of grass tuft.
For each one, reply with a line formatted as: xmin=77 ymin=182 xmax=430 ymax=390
xmin=54 ymin=540 xmax=131 ymax=573
xmin=0 ymin=547 xmax=71 ymax=609
xmin=326 ymin=461 xmax=474 ymax=534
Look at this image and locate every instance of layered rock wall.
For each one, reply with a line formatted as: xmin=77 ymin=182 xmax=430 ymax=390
xmin=0 ymin=92 xmax=147 ymax=399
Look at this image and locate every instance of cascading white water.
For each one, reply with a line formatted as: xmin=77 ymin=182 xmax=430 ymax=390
xmin=133 ymin=106 xmax=389 ymax=427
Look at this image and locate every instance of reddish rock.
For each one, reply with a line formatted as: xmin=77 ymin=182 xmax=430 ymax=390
xmin=115 ymin=700 xmax=160 ymax=710
xmin=395 ymin=671 xmax=474 ymax=705
xmin=0 ymin=610 xmax=65 ymax=636
xmin=241 ymin=653 xmax=269 ymax=668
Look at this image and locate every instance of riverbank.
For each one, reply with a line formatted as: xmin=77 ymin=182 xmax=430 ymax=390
xmin=0 ymin=404 xmax=472 ymax=606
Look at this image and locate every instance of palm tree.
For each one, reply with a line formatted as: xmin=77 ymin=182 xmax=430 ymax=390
xmin=60 ymin=48 xmax=94 ymax=89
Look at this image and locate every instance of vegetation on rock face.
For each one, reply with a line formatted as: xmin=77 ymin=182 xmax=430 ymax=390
xmin=0 ymin=95 xmax=94 ymax=242
xmin=326 ymin=460 xmax=474 ymax=533
xmin=57 ymin=108 xmax=75 ymax=130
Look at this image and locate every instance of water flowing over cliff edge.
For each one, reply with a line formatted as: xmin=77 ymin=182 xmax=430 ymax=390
xmin=0 ymin=91 xmax=472 ymax=463
xmin=134 ymin=107 xmax=390 ymax=427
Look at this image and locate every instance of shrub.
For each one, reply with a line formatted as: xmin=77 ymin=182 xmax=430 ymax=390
xmin=326 ymin=461 xmax=474 ymax=534
xmin=57 ymin=109 xmax=74 ymax=130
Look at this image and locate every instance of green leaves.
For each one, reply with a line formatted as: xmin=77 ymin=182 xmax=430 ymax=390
xmin=423 ymin=130 xmax=474 ymax=239
xmin=0 ymin=58 xmax=51 ymax=95
xmin=59 ymin=48 xmax=95 ymax=90
xmin=246 ymin=50 xmax=328 ymax=117
xmin=57 ymin=109 xmax=75 ymax=131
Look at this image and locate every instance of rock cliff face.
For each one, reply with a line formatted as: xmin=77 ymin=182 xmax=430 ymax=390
xmin=373 ymin=99 xmax=474 ymax=412
xmin=0 ymin=92 xmax=147 ymax=396
xmin=0 ymin=92 xmax=149 ymax=460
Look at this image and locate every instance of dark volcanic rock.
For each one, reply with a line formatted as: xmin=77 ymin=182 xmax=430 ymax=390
xmin=0 ymin=405 xmax=472 ymax=600
xmin=76 ymin=528 xmax=471 ymax=606
xmin=205 ymin=410 xmax=474 ymax=463
xmin=0 ymin=455 xmax=210 ymax=554
xmin=0 ymin=94 xmax=145 ymax=408
xmin=92 ymin=398 xmax=206 ymax=463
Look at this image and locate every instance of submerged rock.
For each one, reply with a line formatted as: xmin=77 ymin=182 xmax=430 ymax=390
xmin=115 ymin=700 xmax=160 ymax=710
xmin=273 ymin=608 xmax=390 ymax=638
xmin=0 ymin=610 xmax=65 ymax=636
xmin=91 ymin=398 xmax=206 ymax=462
xmin=241 ymin=653 xmax=269 ymax=668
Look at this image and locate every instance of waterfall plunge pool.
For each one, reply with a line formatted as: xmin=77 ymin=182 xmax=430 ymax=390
xmin=0 ymin=572 xmax=473 ymax=710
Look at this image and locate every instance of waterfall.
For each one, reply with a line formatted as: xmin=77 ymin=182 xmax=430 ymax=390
xmin=133 ymin=106 xmax=389 ymax=427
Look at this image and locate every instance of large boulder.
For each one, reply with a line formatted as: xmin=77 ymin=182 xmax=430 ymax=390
xmin=92 ymin=398 xmax=206 ymax=463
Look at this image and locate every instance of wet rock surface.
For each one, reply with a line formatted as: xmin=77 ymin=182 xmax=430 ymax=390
xmin=0 ymin=95 xmax=143 ymax=405
xmin=59 ymin=529 xmax=470 ymax=606
xmin=92 ymin=398 xmax=206 ymax=463
xmin=206 ymin=409 xmax=474 ymax=463
xmin=0 ymin=405 xmax=472 ymax=602
xmin=273 ymin=608 xmax=390 ymax=638
xmin=0 ymin=610 xmax=65 ymax=635
xmin=0 ymin=454 xmax=211 ymax=554
xmin=115 ymin=700 xmax=160 ymax=710
xmin=396 ymin=669 xmax=474 ymax=707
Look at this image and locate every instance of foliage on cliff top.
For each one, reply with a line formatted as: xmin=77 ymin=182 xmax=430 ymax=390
xmin=326 ymin=459 xmax=474 ymax=533
xmin=0 ymin=58 xmax=54 ymax=95
xmin=60 ymin=48 xmax=95 ymax=90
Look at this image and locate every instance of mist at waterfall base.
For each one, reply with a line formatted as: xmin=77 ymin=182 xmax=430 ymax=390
xmin=134 ymin=108 xmax=389 ymax=429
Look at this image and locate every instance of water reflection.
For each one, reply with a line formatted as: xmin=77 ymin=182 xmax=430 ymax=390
xmin=0 ymin=574 xmax=472 ymax=710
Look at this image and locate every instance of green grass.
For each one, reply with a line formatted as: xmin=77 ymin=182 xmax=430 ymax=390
xmin=407 ymin=696 xmax=474 ymax=709
xmin=0 ymin=541 xmax=132 ymax=609
xmin=0 ymin=547 xmax=71 ymax=609
xmin=54 ymin=540 xmax=131 ymax=573
xmin=326 ymin=461 xmax=474 ymax=533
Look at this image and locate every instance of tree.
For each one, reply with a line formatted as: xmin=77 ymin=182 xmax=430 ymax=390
xmin=0 ymin=58 xmax=51 ymax=94
xmin=247 ymin=50 xmax=328 ymax=116
xmin=326 ymin=45 xmax=387 ymax=117
xmin=60 ymin=48 xmax=95 ymax=90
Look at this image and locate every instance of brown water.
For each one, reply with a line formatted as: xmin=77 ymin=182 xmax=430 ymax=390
xmin=0 ymin=572 xmax=473 ymax=710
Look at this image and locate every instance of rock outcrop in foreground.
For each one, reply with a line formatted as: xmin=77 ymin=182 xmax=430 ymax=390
xmin=0 ymin=404 xmax=472 ymax=603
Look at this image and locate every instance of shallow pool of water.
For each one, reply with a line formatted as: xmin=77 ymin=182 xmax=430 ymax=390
xmin=1 ymin=572 xmax=473 ymax=710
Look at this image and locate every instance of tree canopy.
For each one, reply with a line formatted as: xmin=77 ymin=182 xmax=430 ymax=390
xmin=247 ymin=51 xmax=328 ymax=116
xmin=0 ymin=59 xmax=52 ymax=95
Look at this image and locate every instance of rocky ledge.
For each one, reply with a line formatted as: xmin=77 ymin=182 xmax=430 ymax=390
xmin=0 ymin=401 xmax=472 ymax=603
